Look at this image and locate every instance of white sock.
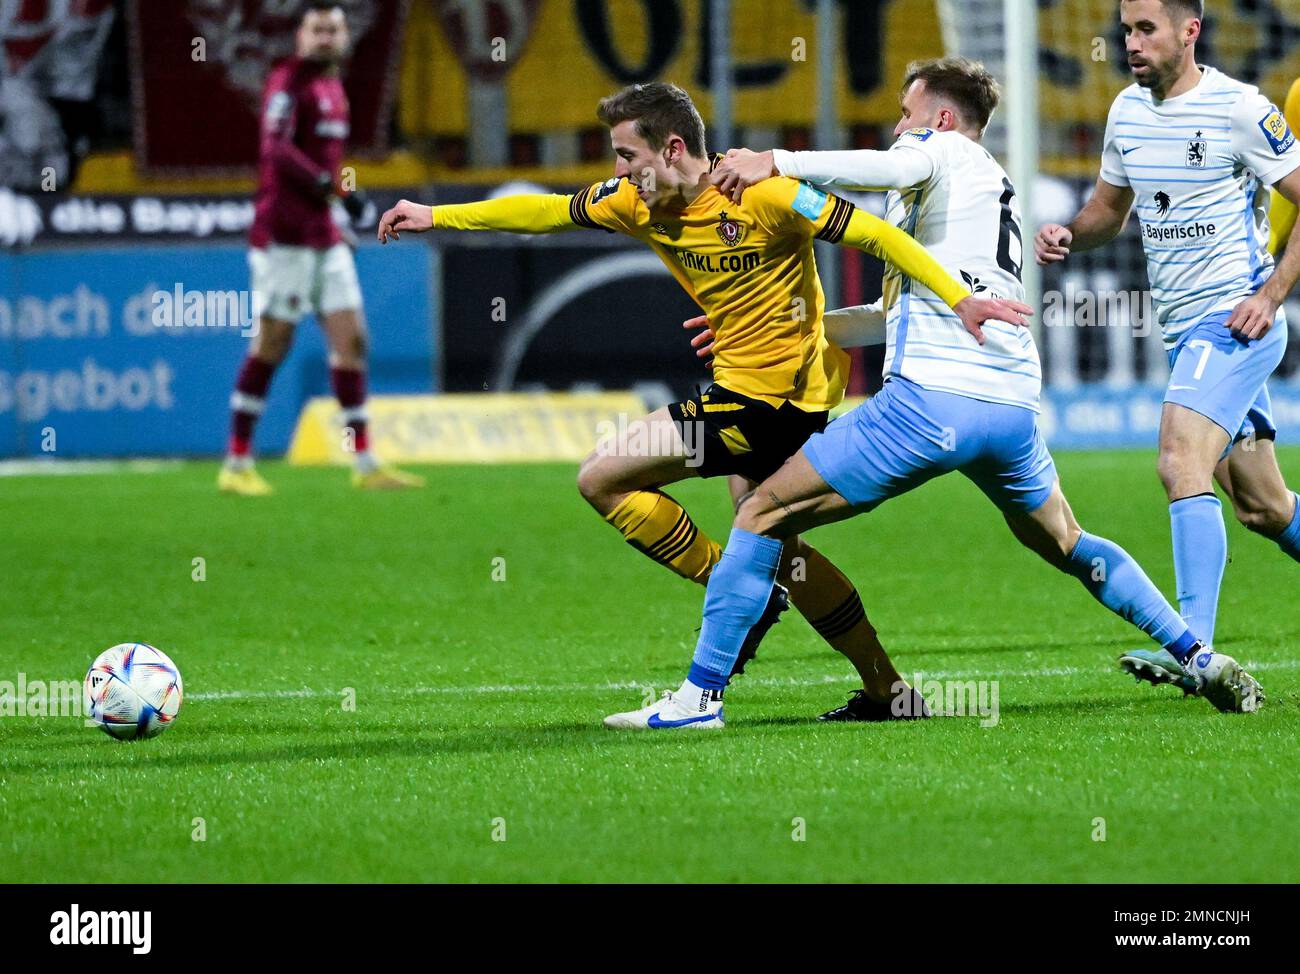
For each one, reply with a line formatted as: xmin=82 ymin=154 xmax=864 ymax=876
xmin=225 ymin=454 xmax=252 ymax=472
xmin=354 ymin=450 xmax=379 ymax=474
xmin=675 ymin=679 xmax=719 ymax=713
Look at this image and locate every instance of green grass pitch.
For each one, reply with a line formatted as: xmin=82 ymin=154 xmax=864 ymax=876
xmin=2 ymin=449 xmax=1297 ymax=883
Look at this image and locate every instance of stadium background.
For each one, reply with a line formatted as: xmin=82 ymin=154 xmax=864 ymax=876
xmin=3 ymin=0 xmax=1300 ymax=460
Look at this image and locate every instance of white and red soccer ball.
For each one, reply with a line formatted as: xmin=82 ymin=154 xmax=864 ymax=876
xmin=83 ymin=643 xmax=183 ymax=741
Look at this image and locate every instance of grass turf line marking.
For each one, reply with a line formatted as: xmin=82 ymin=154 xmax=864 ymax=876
xmin=186 ymin=658 xmax=1300 ymax=702
xmin=0 ymin=459 xmax=182 ymax=478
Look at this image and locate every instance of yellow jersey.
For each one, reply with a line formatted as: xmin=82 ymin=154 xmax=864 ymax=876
xmin=431 ymin=165 xmax=970 ymax=412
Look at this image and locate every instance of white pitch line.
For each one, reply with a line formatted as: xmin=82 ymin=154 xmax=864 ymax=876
xmin=185 ymin=658 xmax=1300 ymax=703
xmin=0 ymin=459 xmax=183 ymax=478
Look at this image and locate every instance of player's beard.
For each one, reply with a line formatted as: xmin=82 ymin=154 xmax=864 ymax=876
xmin=1130 ymin=51 xmax=1179 ymax=95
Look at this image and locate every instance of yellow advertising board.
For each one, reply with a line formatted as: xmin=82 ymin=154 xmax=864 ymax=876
xmin=402 ymin=0 xmax=946 ymax=135
xmin=402 ymin=0 xmax=1300 ymax=137
xmin=287 ymin=391 xmax=647 ymax=465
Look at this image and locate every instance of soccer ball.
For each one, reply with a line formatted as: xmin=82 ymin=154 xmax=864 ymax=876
xmin=83 ymin=643 xmax=183 ymax=741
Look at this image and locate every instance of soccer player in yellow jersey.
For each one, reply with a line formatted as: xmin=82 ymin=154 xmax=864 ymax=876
xmin=1269 ymin=77 xmax=1300 ymax=255
xmin=378 ymin=83 xmax=1028 ymax=712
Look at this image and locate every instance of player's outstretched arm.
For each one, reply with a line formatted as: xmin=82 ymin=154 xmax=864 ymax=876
xmin=378 ymin=194 xmax=575 ymax=243
xmin=842 ymin=208 xmax=1033 ymax=344
xmin=1035 ymin=176 xmax=1134 ymax=265
xmin=377 ymin=199 xmax=431 ymax=241
xmin=712 ymin=145 xmax=931 ymax=204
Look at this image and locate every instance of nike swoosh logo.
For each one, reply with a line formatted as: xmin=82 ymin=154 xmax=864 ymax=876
xmin=1121 ymin=146 xmax=1139 ymax=155
xmin=1168 ymin=384 xmax=1196 ymax=391
xmin=646 ymin=711 xmax=720 ymax=728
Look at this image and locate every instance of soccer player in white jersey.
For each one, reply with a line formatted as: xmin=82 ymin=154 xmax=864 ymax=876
xmin=1035 ymin=0 xmax=1300 ymax=695
xmin=604 ymin=56 xmax=1261 ymax=731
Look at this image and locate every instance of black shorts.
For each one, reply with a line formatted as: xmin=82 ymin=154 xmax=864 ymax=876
xmin=667 ymin=384 xmax=829 ymax=483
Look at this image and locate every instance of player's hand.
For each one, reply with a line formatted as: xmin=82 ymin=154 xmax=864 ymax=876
xmin=683 ymin=314 xmax=716 ymax=370
xmin=1224 ymin=291 xmax=1280 ymax=341
xmin=710 ymin=148 xmax=778 ymax=205
xmin=377 ymin=199 xmax=433 ymax=243
xmin=953 ymin=296 xmax=1034 ymax=345
xmin=1034 ymin=223 xmax=1073 ymax=265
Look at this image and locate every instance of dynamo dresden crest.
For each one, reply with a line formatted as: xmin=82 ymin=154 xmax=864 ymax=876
xmin=715 ymin=211 xmax=746 ymax=247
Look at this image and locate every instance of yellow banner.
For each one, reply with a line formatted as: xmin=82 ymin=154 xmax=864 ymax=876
xmin=287 ymin=392 xmax=648 ymax=465
xmin=403 ymin=0 xmax=945 ymax=136
xmin=401 ymin=0 xmax=1300 ymax=137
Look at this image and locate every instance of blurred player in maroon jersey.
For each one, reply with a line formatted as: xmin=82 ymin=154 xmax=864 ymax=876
xmin=220 ymin=1 xmax=423 ymax=494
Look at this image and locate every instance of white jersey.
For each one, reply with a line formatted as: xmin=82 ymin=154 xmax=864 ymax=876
xmin=780 ymin=128 xmax=1041 ymax=410
xmin=881 ymin=129 xmax=1039 ymax=409
xmin=1101 ymin=66 xmax=1300 ymax=346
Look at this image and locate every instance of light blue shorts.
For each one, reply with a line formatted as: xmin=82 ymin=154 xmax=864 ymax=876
xmin=803 ymin=377 xmax=1058 ymax=515
xmin=1165 ymin=308 xmax=1286 ymax=447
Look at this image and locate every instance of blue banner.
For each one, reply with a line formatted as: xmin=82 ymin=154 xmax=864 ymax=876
xmin=0 ymin=244 xmax=434 ymax=458
xmin=1041 ymin=384 xmax=1300 ymax=450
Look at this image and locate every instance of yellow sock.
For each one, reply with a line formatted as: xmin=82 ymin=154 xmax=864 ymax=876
xmin=605 ymin=491 xmax=721 ymax=584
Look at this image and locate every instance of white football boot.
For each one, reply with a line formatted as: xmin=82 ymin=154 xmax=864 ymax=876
xmin=1184 ymin=648 xmax=1265 ymax=714
xmin=603 ymin=689 xmax=725 ymax=730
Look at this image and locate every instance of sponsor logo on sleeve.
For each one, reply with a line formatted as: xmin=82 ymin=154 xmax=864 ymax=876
xmin=590 ymin=177 xmax=622 ymax=204
xmin=1259 ymin=106 xmax=1296 ymax=155
xmin=903 ymin=127 xmax=934 ymax=142
xmin=790 ymin=182 xmax=828 ymax=220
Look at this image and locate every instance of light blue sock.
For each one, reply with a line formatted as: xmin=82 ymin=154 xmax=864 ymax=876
xmin=687 ymin=528 xmax=783 ymax=690
xmin=1169 ymin=493 xmax=1226 ymax=646
xmin=1064 ymin=531 xmax=1196 ymax=651
xmin=1274 ymin=492 xmax=1300 ymax=562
